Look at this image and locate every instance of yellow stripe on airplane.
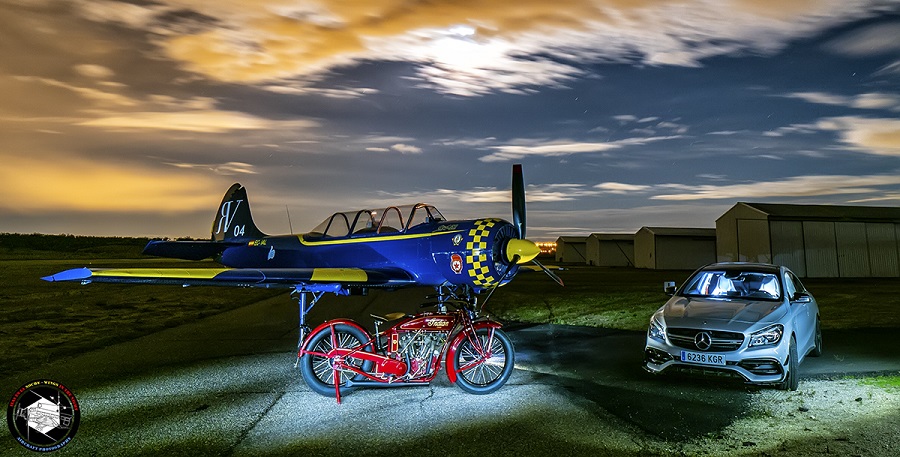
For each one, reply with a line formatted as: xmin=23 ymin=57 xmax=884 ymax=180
xmin=91 ymin=268 xmax=230 ymax=279
xmin=310 ymin=268 xmax=368 ymax=282
xmin=298 ymin=230 xmax=461 ymax=246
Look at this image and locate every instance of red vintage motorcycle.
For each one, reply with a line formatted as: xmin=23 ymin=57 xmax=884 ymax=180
xmin=297 ymin=290 xmax=515 ymax=403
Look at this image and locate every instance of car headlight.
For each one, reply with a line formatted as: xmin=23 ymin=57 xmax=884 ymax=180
xmin=748 ymin=324 xmax=783 ymax=348
xmin=648 ymin=316 xmax=666 ymax=342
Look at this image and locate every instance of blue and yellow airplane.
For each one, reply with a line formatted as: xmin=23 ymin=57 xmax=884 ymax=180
xmin=43 ymin=165 xmax=557 ymax=329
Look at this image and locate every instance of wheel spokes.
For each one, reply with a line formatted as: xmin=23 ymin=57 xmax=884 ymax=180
xmin=311 ymin=331 xmax=363 ymax=386
xmin=458 ymin=334 xmax=507 ymax=386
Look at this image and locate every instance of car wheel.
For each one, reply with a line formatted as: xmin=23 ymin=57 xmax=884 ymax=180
xmin=809 ymin=317 xmax=823 ymax=357
xmin=778 ymin=336 xmax=799 ymax=391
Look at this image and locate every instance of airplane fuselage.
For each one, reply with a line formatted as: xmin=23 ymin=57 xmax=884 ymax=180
xmin=218 ymin=218 xmax=520 ymax=292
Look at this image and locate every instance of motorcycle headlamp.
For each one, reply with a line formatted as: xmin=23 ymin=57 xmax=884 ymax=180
xmin=748 ymin=324 xmax=783 ymax=348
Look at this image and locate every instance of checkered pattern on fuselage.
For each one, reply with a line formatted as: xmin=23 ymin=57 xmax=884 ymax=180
xmin=466 ymin=219 xmax=498 ymax=287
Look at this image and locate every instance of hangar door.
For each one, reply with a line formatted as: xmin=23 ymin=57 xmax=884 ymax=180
xmin=737 ymin=219 xmax=770 ymax=263
xmin=867 ymin=223 xmax=899 ymax=277
xmin=803 ymin=221 xmax=838 ymax=277
xmin=770 ymin=221 xmax=805 ymax=276
xmin=835 ymin=222 xmax=870 ymax=277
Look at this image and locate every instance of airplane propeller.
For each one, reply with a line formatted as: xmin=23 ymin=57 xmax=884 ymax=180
xmin=505 ymin=164 xmax=564 ymax=287
xmin=512 ymin=164 xmax=526 ymax=238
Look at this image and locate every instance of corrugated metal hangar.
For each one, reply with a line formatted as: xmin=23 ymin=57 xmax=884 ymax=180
xmin=554 ymin=236 xmax=588 ymax=263
xmin=586 ymin=233 xmax=635 ymax=267
xmin=716 ymin=202 xmax=900 ymax=278
xmin=634 ymin=227 xmax=717 ymax=270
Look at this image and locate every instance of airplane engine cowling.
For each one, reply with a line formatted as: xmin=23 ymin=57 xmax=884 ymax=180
xmin=433 ymin=218 xmax=521 ymax=293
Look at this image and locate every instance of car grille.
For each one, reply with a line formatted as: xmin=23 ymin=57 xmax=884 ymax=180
xmin=667 ymin=328 xmax=744 ymax=352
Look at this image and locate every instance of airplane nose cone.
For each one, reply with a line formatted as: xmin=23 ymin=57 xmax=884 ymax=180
xmin=506 ymin=239 xmax=540 ymax=264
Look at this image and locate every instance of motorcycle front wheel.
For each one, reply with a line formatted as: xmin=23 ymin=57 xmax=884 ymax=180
xmin=300 ymin=323 xmax=373 ymax=398
xmin=453 ymin=328 xmax=515 ymax=395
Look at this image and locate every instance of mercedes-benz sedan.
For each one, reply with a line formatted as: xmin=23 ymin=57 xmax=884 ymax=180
xmin=643 ymin=262 xmax=822 ymax=390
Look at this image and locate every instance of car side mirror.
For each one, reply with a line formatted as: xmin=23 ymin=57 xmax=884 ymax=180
xmin=664 ymin=281 xmax=677 ymax=296
xmin=792 ymin=292 xmax=811 ymax=303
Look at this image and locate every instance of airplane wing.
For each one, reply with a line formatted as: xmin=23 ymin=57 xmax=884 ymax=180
xmin=41 ymin=267 xmax=417 ymax=289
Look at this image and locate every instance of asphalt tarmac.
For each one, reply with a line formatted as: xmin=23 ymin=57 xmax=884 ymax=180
xmin=2 ymin=289 xmax=898 ymax=456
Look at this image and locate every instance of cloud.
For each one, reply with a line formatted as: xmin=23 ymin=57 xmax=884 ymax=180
xmin=78 ymin=110 xmax=317 ymax=133
xmin=380 ymin=183 xmax=599 ymax=204
xmin=816 ymin=116 xmax=900 ymax=156
xmin=848 ymin=192 xmax=900 ymax=203
xmin=0 ymin=154 xmax=220 ymax=213
xmin=391 ymin=143 xmax=422 ymax=154
xmin=650 ymin=174 xmax=900 ymax=200
xmin=825 ymin=21 xmax=900 ymax=56
xmin=10 ymin=76 xmax=320 ymax=135
xmin=784 ymin=91 xmax=900 ymax=111
xmin=874 ymin=60 xmax=900 ymax=77
xmin=261 ymin=84 xmax=379 ymax=99
xmin=360 ymin=137 xmax=421 ymax=153
xmin=594 ymin=182 xmax=652 ymax=194
xmin=165 ymin=161 xmax=258 ymax=175
xmin=67 ymin=0 xmax=890 ymax=96
xmin=15 ymin=76 xmax=137 ymax=108
xmin=480 ymin=136 xmax=680 ymax=162
xmin=74 ymin=64 xmax=115 ymax=79
xmin=764 ymin=115 xmax=900 ymax=156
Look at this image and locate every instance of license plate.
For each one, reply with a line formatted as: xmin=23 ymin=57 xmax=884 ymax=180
xmin=680 ymin=351 xmax=726 ymax=366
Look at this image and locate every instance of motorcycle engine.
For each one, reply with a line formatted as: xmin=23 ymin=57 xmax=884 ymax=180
xmin=396 ymin=331 xmax=446 ymax=378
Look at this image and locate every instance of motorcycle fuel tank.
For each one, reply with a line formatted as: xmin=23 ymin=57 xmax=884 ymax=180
xmin=397 ymin=314 xmax=456 ymax=332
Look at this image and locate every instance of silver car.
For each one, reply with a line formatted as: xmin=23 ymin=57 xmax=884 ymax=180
xmin=643 ymin=262 xmax=822 ymax=390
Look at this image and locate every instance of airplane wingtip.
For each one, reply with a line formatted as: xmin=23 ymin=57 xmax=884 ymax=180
xmin=42 ymin=267 xmax=92 ymax=282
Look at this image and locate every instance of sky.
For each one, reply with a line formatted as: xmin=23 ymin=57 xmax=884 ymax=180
xmin=1 ymin=0 xmax=898 ymax=241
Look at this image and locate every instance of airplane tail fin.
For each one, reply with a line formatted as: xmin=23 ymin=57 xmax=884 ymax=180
xmin=211 ymin=183 xmax=267 ymax=241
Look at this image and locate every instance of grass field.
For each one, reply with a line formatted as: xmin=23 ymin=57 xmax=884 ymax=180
xmin=3 ymin=235 xmax=899 ymax=378
xmin=487 ymin=263 xmax=900 ymax=331
xmin=0 ymin=235 xmax=284 ymax=377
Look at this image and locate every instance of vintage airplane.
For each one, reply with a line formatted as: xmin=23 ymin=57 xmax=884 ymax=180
xmin=43 ymin=164 xmax=558 ymax=339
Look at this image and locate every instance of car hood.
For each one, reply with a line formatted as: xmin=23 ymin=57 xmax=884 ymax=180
xmin=660 ymin=296 xmax=786 ymax=332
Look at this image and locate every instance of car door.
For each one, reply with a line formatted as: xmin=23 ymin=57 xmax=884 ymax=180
xmin=784 ymin=271 xmax=814 ymax=357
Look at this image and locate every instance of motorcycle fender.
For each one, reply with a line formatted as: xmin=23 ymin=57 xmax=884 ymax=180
xmin=445 ymin=320 xmax=503 ymax=384
xmin=298 ymin=318 xmax=369 ymax=354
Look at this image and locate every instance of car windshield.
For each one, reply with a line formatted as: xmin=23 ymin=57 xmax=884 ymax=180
xmin=681 ymin=270 xmax=781 ymax=301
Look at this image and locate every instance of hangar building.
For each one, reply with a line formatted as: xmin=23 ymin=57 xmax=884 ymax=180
xmin=634 ymin=227 xmax=716 ymax=270
xmin=716 ymin=202 xmax=900 ymax=278
xmin=555 ymin=236 xmax=588 ymax=263
xmin=586 ymin=233 xmax=635 ymax=267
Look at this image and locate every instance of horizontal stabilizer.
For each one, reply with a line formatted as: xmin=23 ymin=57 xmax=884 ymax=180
xmin=142 ymin=240 xmax=235 ymax=261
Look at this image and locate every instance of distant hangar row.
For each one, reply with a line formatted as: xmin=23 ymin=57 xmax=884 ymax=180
xmin=555 ymin=202 xmax=900 ymax=279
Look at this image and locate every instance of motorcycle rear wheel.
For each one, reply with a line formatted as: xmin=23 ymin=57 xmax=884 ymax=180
xmin=453 ymin=328 xmax=515 ymax=395
xmin=300 ymin=324 xmax=373 ymax=398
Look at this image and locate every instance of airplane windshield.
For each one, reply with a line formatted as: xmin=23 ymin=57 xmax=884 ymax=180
xmin=307 ymin=204 xmax=445 ymax=238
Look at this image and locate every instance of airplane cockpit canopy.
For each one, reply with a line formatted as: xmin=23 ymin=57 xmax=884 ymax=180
xmin=307 ymin=204 xmax=445 ymax=238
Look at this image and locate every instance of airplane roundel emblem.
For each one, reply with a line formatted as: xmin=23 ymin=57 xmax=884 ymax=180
xmin=450 ymin=254 xmax=463 ymax=274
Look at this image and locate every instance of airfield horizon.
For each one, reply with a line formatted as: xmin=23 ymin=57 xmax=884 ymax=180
xmin=2 ymin=233 xmax=899 ymax=380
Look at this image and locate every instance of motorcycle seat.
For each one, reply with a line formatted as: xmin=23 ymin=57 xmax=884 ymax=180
xmin=370 ymin=312 xmax=409 ymax=323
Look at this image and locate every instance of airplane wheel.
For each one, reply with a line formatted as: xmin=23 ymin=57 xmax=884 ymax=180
xmin=453 ymin=328 xmax=515 ymax=395
xmin=300 ymin=324 xmax=372 ymax=398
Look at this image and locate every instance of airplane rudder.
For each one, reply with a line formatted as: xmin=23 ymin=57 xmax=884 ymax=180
xmin=211 ymin=183 xmax=266 ymax=241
